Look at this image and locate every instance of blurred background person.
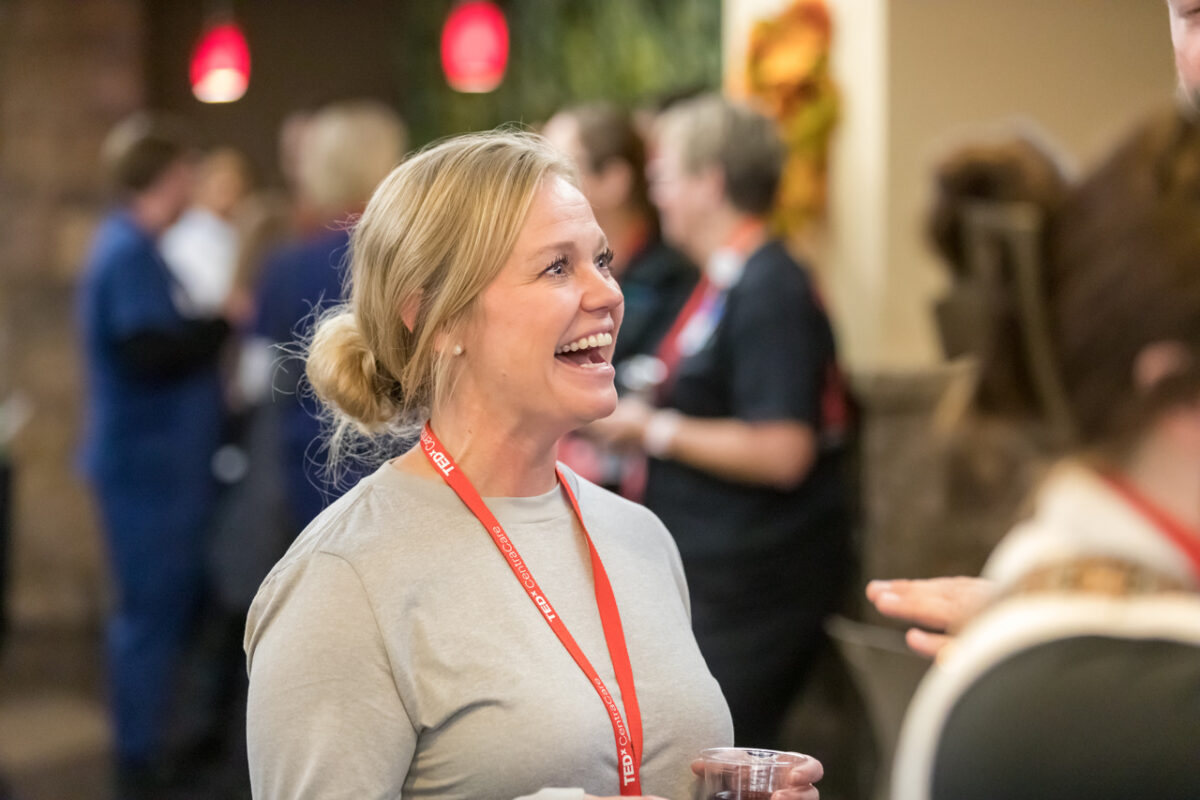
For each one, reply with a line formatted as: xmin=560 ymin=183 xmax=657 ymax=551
xmin=76 ymin=112 xmax=232 ymax=798
xmin=871 ymin=0 xmax=1200 ymax=666
xmin=160 ymin=147 xmax=255 ymax=321
xmin=160 ymin=120 xmax=322 ymax=800
xmin=244 ymin=99 xmax=407 ymax=533
xmin=542 ymin=102 xmax=697 ymax=490
xmin=589 ymin=94 xmax=853 ymax=749
xmin=883 ymin=105 xmax=1200 ymax=799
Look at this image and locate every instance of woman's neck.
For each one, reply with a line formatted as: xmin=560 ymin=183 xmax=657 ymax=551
xmin=128 ymin=192 xmax=176 ymax=237
xmin=687 ymin=209 xmax=767 ymax=267
xmin=1120 ymin=433 xmax=1200 ymax=532
xmin=400 ymin=407 xmax=563 ymax=497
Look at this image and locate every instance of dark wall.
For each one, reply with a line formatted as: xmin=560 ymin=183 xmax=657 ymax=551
xmin=144 ymin=1 xmax=402 ymax=184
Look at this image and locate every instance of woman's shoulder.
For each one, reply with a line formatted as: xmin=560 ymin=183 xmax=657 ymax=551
xmin=982 ymin=464 xmax=1199 ymax=590
xmin=563 ymin=465 xmax=662 ymax=522
xmin=560 ymin=465 xmax=680 ymax=552
xmin=735 ymin=240 xmax=817 ymax=303
xmin=261 ymin=461 xmax=467 ymax=585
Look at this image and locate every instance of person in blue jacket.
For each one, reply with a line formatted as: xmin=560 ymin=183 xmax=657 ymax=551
xmin=77 ymin=113 xmax=231 ymax=797
xmin=245 ymin=100 xmax=406 ymax=529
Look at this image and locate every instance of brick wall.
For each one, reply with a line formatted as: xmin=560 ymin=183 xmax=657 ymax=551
xmin=0 ymin=0 xmax=144 ymax=627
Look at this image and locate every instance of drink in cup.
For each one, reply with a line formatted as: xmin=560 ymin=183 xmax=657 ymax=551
xmin=700 ymin=747 xmax=809 ymax=800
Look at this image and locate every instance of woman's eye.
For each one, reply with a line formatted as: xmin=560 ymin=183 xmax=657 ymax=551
xmin=544 ymin=255 xmax=568 ymax=276
xmin=596 ymin=248 xmax=614 ymax=272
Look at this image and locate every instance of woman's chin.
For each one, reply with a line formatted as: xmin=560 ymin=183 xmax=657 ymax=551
xmin=571 ymin=395 xmax=619 ymax=429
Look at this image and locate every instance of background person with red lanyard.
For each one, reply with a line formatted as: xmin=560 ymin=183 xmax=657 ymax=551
xmin=866 ymin=107 xmax=1200 ymax=799
xmin=871 ymin=0 xmax=1200 ymax=666
xmin=244 ymin=131 xmax=823 ymax=800
xmin=588 ymin=95 xmax=854 ymax=750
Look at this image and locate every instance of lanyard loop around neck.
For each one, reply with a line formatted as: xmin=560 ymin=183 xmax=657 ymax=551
xmin=654 ymin=220 xmax=767 ymax=405
xmin=1099 ymin=472 xmax=1200 ymax=581
xmin=418 ymin=424 xmax=645 ymax=794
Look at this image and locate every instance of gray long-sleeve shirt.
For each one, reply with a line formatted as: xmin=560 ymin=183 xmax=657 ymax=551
xmin=245 ymin=461 xmax=733 ymax=799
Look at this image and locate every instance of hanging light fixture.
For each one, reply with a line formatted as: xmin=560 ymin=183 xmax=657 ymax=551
xmin=190 ymin=16 xmax=251 ymax=103
xmin=440 ymin=1 xmax=509 ymax=93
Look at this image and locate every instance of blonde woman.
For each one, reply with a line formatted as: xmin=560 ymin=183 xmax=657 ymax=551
xmin=244 ymin=131 xmax=824 ymax=800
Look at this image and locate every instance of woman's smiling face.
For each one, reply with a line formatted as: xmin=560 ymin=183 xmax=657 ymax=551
xmin=453 ymin=175 xmax=624 ymax=435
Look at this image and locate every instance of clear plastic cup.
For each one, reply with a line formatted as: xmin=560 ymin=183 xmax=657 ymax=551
xmin=700 ymin=747 xmax=809 ymax=800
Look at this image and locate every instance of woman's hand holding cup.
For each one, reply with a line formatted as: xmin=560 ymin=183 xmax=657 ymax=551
xmin=693 ymin=748 xmax=821 ymax=800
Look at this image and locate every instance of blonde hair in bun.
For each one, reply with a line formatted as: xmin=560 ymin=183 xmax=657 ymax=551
xmin=305 ymin=129 xmax=576 ymax=467
xmin=306 ymin=311 xmax=400 ymax=431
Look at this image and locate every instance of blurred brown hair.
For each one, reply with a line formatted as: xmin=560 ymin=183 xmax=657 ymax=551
xmin=1051 ymin=109 xmax=1200 ymax=450
xmin=933 ymin=108 xmax=1200 ymax=453
xmin=101 ymin=112 xmax=196 ymax=194
xmin=928 ymin=132 xmax=1071 ymax=420
xmin=568 ymin=102 xmax=652 ymax=216
xmin=656 ymin=94 xmax=786 ymax=216
xmin=928 ymin=134 xmax=1071 ymax=278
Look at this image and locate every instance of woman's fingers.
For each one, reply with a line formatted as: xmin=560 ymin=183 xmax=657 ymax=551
xmin=866 ymin=577 xmax=992 ymax=631
xmin=774 ymin=759 xmax=822 ymax=800
xmin=693 ymin=752 xmax=823 ymax=799
xmin=773 ymin=787 xmax=818 ymax=800
xmin=906 ymin=627 xmax=953 ymax=659
xmin=786 ymin=757 xmax=823 ymax=786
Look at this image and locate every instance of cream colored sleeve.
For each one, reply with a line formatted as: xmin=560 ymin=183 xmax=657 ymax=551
xmin=245 ymin=552 xmax=416 ymax=800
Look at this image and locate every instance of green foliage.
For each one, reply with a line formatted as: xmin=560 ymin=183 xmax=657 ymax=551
xmin=394 ymin=0 xmax=721 ymax=147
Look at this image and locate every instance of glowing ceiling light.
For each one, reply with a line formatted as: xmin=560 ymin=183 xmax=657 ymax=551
xmin=441 ymin=1 xmax=509 ymax=93
xmin=190 ymin=21 xmax=251 ymax=104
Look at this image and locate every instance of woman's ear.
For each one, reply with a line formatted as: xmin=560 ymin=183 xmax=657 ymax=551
xmin=1133 ymin=340 xmax=1192 ymax=393
xmin=400 ymin=290 xmax=422 ymax=333
xmin=700 ymin=164 xmax=728 ymax=209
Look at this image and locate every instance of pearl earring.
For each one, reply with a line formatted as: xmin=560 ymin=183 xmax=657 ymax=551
xmin=452 ymin=344 xmax=464 ymax=356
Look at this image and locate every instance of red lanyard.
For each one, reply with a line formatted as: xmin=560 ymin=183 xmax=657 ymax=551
xmin=419 ymin=424 xmax=644 ymax=794
xmin=654 ymin=274 xmax=712 ymax=401
xmin=1099 ymin=472 xmax=1200 ymax=580
xmin=654 ymin=220 xmax=765 ymax=404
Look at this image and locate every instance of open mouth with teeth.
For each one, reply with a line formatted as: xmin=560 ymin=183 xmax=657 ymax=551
xmin=555 ymin=332 xmax=614 ymax=369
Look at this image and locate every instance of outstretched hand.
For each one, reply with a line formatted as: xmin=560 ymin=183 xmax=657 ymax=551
xmin=865 ymin=577 xmax=994 ymax=658
xmin=582 ymin=397 xmax=654 ymax=450
xmin=689 ymin=754 xmax=822 ymax=800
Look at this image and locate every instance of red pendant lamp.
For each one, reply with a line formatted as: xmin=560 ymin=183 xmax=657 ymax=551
xmin=441 ymin=1 xmax=509 ymax=93
xmin=190 ymin=17 xmax=251 ymax=103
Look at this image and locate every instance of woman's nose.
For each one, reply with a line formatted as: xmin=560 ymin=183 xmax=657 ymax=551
xmin=582 ymin=267 xmax=623 ymax=312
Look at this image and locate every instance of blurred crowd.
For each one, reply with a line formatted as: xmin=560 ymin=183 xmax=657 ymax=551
xmin=73 ymin=99 xmax=410 ymax=798
xmin=11 ymin=3 xmax=1196 ymax=797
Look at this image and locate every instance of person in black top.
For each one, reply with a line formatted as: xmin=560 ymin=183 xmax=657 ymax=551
xmin=589 ymin=95 xmax=853 ymax=748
